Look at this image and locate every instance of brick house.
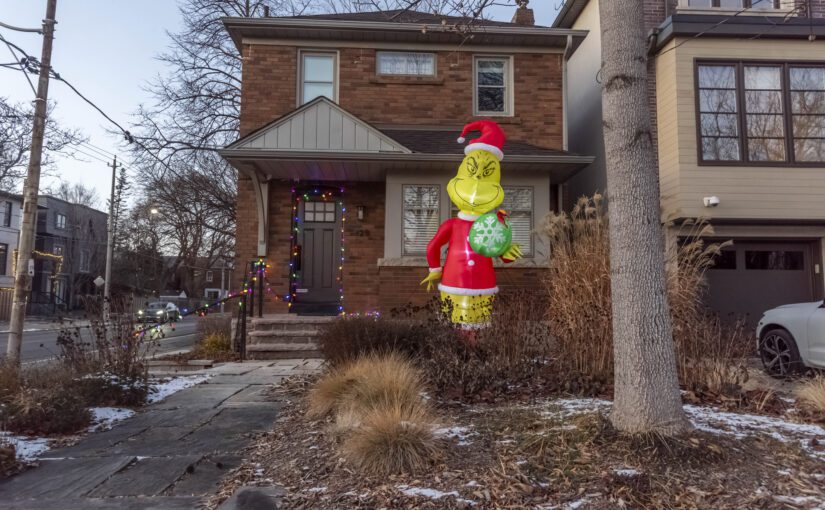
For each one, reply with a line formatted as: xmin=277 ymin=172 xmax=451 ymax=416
xmin=556 ymin=0 xmax=825 ymax=324
xmin=221 ymin=7 xmax=593 ymax=316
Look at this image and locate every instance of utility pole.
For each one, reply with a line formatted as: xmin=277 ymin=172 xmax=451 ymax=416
xmin=220 ymin=262 xmax=226 ymax=314
xmin=103 ymin=155 xmax=120 ymax=324
xmin=6 ymin=0 xmax=58 ymax=363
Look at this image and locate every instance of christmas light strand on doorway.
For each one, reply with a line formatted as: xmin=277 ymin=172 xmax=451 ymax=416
xmin=288 ymin=185 xmax=346 ymax=315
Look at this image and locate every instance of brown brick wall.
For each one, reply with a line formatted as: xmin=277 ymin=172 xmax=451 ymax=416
xmin=239 ymin=44 xmax=564 ymax=148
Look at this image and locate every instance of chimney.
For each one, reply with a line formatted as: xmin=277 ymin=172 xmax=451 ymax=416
xmin=511 ymin=1 xmax=535 ymax=26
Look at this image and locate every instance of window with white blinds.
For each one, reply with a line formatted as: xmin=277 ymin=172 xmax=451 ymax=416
xmin=377 ymin=52 xmax=435 ymax=76
xmin=402 ymin=185 xmax=440 ymax=256
xmin=501 ymin=186 xmax=534 ymax=256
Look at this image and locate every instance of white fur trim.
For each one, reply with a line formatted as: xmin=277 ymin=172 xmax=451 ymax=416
xmin=457 ymin=136 xmax=465 ymax=143
xmin=464 ymin=142 xmax=504 ymax=161
xmin=457 ymin=211 xmax=479 ymax=221
xmin=438 ymin=284 xmax=499 ymax=296
xmin=429 ymin=267 xmax=442 ymax=273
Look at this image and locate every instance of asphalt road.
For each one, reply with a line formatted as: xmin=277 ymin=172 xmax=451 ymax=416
xmin=1 ymin=319 xmax=201 ymax=364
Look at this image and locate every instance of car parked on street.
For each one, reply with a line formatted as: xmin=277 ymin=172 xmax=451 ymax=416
xmin=137 ymin=302 xmax=180 ymax=323
xmin=757 ymin=301 xmax=825 ymax=377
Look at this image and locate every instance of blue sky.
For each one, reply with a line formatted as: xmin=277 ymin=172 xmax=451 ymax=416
xmin=0 ymin=1 xmax=560 ymax=207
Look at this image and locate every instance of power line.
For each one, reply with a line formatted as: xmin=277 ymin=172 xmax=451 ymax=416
xmin=0 ymin=32 xmax=36 ymax=95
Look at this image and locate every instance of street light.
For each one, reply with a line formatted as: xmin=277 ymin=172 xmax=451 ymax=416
xmin=150 ymin=207 xmax=159 ymax=215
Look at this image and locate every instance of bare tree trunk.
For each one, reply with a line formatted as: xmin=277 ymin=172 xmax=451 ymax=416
xmin=598 ymin=0 xmax=690 ymax=435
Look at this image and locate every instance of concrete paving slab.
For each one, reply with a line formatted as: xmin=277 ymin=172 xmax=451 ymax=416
xmin=167 ymin=455 xmax=242 ymax=497
xmin=131 ymin=406 xmax=223 ymax=428
xmin=87 ymin=455 xmax=203 ymax=497
xmin=207 ymin=364 xmax=263 ymax=375
xmin=223 ymin=385 xmax=272 ymax=404
xmin=0 ymin=496 xmax=204 ymax=509
xmin=105 ymin=427 xmax=193 ymax=457
xmin=0 ymin=456 xmax=135 ymax=499
xmin=45 ymin=424 xmax=149 ymax=458
xmin=151 ymin=384 xmax=247 ymax=409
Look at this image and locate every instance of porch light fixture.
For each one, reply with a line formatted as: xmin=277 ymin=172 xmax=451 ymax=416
xmin=357 ymin=205 xmax=365 ymax=221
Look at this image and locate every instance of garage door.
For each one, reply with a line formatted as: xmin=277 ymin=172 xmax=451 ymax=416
xmin=705 ymin=241 xmax=818 ymax=326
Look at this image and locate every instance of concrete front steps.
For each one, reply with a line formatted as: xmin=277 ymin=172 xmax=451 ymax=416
xmin=245 ymin=314 xmax=335 ymax=359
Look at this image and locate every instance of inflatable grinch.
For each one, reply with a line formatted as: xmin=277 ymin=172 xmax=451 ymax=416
xmin=420 ymin=120 xmax=523 ymax=326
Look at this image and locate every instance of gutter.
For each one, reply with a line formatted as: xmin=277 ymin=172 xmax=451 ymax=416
xmin=219 ymin=148 xmax=595 ymax=165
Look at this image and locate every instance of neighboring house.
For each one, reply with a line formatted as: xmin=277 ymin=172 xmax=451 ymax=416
xmin=555 ymin=0 xmax=825 ymax=324
xmin=31 ymin=196 xmax=108 ymax=313
xmin=0 ymin=191 xmax=23 ymax=289
xmin=160 ymin=256 xmax=232 ymax=304
xmin=220 ymin=7 xmax=594 ymax=315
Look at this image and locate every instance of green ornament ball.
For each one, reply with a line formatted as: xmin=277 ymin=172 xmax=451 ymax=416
xmin=469 ymin=212 xmax=512 ymax=257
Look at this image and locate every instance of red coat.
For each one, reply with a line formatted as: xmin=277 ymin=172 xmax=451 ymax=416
xmin=427 ymin=215 xmax=501 ymax=296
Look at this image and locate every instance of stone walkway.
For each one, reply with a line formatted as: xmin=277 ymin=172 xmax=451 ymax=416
xmin=0 ymin=359 xmax=323 ymax=509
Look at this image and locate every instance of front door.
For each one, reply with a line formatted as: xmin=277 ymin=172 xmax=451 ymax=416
xmin=293 ymin=199 xmax=342 ymax=314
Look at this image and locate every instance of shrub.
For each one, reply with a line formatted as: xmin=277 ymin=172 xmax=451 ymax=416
xmin=542 ymin=195 xmax=750 ymax=394
xmin=316 ymin=315 xmax=435 ymax=366
xmin=1 ymin=386 xmax=92 ymax=435
xmin=197 ymin=314 xmax=232 ymax=338
xmin=71 ymin=373 xmax=149 ymax=407
xmin=797 ymin=376 xmax=825 ymax=415
xmin=342 ymin=401 xmax=439 ymax=476
xmin=0 ymin=361 xmax=20 ymax=402
xmin=198 ymin=332 xmax=232 ymax=357
xmin=308 ymin=352 xmax=425 ymax=419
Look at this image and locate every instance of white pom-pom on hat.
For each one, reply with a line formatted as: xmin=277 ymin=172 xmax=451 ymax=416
xmin=457 ymin=137 xmax=465 ymax=143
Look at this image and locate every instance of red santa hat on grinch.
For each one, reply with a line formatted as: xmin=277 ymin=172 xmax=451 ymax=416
xmin=456 ymin=120 xmax=506 ymax=161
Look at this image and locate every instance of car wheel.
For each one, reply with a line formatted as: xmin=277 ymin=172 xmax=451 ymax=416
xmin=759 ymin=328 xmax=804 ymax=378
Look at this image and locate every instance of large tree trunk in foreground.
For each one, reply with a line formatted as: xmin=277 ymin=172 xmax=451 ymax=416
xmin=598 ymin=0 xmax=691 ymax=435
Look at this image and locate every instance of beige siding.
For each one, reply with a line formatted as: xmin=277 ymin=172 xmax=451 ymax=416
xmin=655 ymin=38 xmax=825 ymax=220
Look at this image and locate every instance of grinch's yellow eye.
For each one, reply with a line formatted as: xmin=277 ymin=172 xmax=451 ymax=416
xmin=482 ymin=162 xmax=495 ymax=177
xmin=467 ymin=157 xmax=478 ymax=176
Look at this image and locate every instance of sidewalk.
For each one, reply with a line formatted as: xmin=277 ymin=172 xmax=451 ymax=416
xmin=0 ymin=318 xmax=89 ymax=334
xmin=0 ymin=358 xmax=323 ymax=509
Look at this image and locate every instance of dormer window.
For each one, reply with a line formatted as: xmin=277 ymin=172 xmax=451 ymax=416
xmin=682 ymin=0 xmax=780 ymax=9
xmin=377 ymin=52 xmax=435 ymax=76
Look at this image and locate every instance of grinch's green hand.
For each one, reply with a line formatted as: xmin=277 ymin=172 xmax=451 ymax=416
xmin=501 ymin=244 xmax=523 ymax=262
xmin=420 ymin=270 xmax=442 ymax=292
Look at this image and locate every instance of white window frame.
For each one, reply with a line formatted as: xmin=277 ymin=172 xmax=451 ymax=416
xmin=473 ymin=55 xmax=514 ymax=117
xmin=501 ymin=185 xmax=535 ymax=257
xmin=205 ymin=271 xmax=213 ymax=283
xmin=53 ymin=244 xmax=64 ymax=256
xmin=0 ymin=201 xmax=11 ymax=228
xmin=402 ymin=184 xmax=441 ymax=256
xmin=376 ymin=51 xmax=436 ymax=77
xmin=298 ymin=49 xmax=339 ymax=106
xmin=55 ymin=213 xmax=67 ymax=229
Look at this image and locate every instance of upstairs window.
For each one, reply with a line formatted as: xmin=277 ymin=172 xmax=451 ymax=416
xmin=696 ymin=61 xmax=825 ymax=164
xmin=403 ymin=185 xmax=440 ymax=256
xmin=474 ymin=56 xmax=512 ymax=116
xmin=55 ymin=213 xmax=67 ymax=229
xmin=79 ymin=249 xmax=90 ymax=273
xmin=300 ymin=51 xmax=336 ymax=105
xmin=377 ymin=52 xmax=435 ymax=76
xmin=206 ymin=271 xmax=213 ymax=283
xmin=0 ymin=201 xmax=11 ymax=228
xmin=682 ymin=0 xmax=780 ymax=9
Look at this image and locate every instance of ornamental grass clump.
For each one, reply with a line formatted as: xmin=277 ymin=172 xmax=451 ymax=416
xmin=797 ymin=376 xmax=825 ymax=415
xmin=307 ymin=353 xmax=442 ymax=476
xmin=542 ymin=194 xmax=750 ymax=395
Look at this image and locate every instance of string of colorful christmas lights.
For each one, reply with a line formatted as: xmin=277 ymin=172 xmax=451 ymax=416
xmin=289 ymin=185 xmax=346 ymax=315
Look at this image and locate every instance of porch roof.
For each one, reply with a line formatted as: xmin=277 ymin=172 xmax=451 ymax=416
xmin=220 ymin=98 xmax=594 ymax=182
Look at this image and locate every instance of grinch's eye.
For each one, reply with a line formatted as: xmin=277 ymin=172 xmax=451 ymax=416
xmin=467 ymin=157 xmax=478 ymax=175
xmin=482 ymin=162 xmax=495 ymax=177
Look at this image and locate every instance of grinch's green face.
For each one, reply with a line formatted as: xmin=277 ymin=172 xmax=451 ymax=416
xmin=448 ymin=149 xmax=503 ymax=215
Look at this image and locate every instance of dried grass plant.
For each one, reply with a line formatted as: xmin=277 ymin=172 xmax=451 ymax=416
xmin=797 ymin=376 xmax=825 ymax=414
xmin=542 ymin=194 xmax=749 ymax=393
xmin=342 ymin=401 xmax=440 ymax=476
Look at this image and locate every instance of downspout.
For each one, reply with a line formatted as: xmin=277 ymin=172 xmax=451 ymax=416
xmin=562 ymin=34 xmax=574 ymax=152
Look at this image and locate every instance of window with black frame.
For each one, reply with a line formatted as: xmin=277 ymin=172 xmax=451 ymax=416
xmin=696 ymin=61 xmax=825 ymax=164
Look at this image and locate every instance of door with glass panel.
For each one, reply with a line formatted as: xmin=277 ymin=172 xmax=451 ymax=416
xmin=295 ymin=199 xmax=342 ymax=311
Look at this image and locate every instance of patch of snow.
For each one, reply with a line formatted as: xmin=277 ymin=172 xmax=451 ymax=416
xmin=147 ymin=374 xmax=210 ymax=403
xmin=566 ymin=499 xmax=586 ymax=509
xmin=777 ymin=469 xmax=792 ymax=476
xmin=397 ymin=485 xmax=475 ymax=505
xmin=543 ymin=398 xmax=612 ymax=418
xmin=773 ymin=495 xmax=824 ymax=506
xmin=613 ymin=468 xmax=640 ymax=477
xmin=516 ymin=459 xmax=528 ymax=465
xmin=306 ymin=487 xmax=326 ymax=493
xmin=813 ymin=474 xmax=825 ymax=481
xmin=89 ymin=407 xmax=135 ymax=431
xmin=466 ymin=480 xmax=480 ymax=487
xmin=0 ymin=434 xmax=50 ymax=461
xmin=432 ymin=425 xmax=475 ymax=446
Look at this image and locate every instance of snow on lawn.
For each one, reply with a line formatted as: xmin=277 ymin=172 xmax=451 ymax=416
xmin=0 ymin=433 xmax=50 ymax=461
xmin=89 ymin=407 xmax=136 ymax=432
xmin=541 ymin=398 xmax=825 ymax=462
xmin=397 ymin=485 xmax=476 ymax=506
xmin=432 ymin=425 xmax=475 ymax=445
xmin=147 ymin=374 xmax=210 ymax=403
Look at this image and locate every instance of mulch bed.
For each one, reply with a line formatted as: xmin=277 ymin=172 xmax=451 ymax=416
xmin=208 ymin=376 xmax=825 ymax=509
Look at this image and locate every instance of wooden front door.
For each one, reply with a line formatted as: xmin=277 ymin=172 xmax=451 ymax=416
xmin=294 ymin=199 xmax=341 ymax=314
